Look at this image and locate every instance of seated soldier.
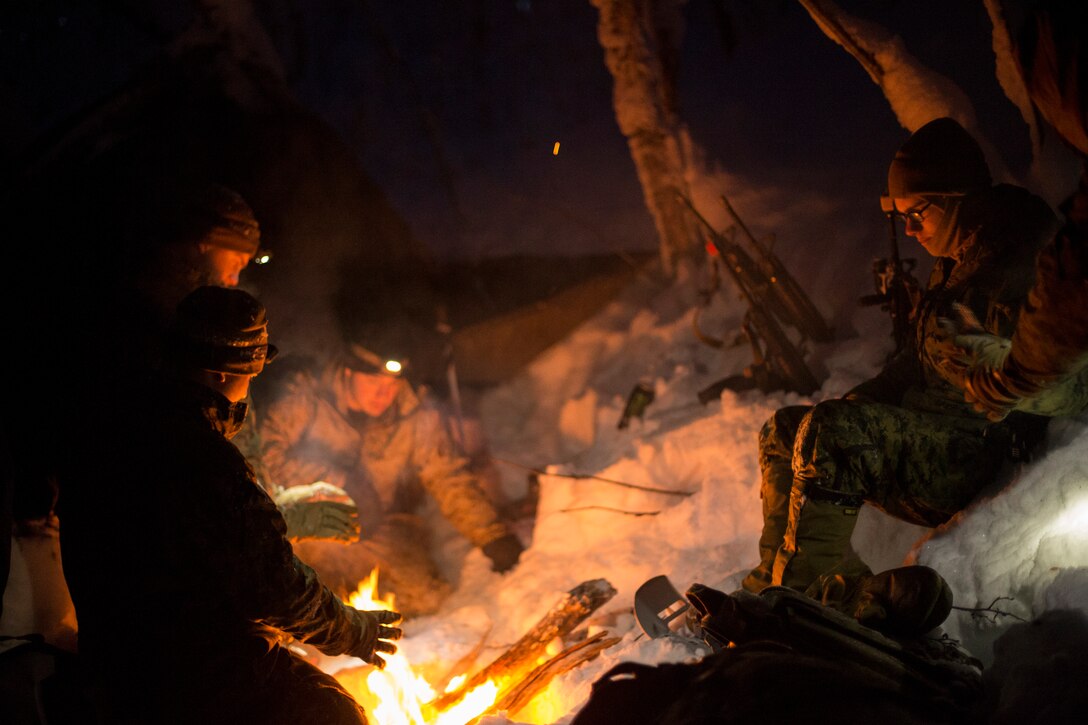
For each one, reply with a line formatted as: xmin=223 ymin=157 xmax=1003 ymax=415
xmin=57 ymin=286 xmax=401 ymax=724
xmin=740 ymin=118 xmax=1058 ymax=635
xmin=258 ymin=319 xmax=525 ymax=617
xmin=134 ymin=181 xmax=362 ymax=545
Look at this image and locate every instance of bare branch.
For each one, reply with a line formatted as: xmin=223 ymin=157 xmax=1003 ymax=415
xmin=560 ymin=506 xmax=660 ymax=516
xmin=951 ymin=596 xmax=1028 ymax=624
xmin=492 ymin=456 xmax=694 ymax=497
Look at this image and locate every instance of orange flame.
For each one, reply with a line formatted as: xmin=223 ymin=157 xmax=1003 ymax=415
xmin=335 ymin=569 xmax=502 ymax=725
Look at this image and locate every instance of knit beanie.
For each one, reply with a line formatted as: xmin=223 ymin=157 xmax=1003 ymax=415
xmin=194 ymin=184 xmax=261 ymax=255
xmin=169 ymin=286 xmax=278 ymax=375
xmin=887 ymin=118 xmax=992 ymax=198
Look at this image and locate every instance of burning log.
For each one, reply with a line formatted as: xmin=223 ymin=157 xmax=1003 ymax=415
xmin=431 ymin=578 xmax=617 ymax=712
xmin=473 ymin=630 xmax=621 ymax=723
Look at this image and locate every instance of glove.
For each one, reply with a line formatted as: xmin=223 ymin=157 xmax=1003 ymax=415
xmin=274 ymin=482 xmax=361 ymax=543
xmin=934 ymin=302 xmax=1017 ymax=420
xmin=953 ymin=331 xmax=1012 ymax=369
xmin=482 ymin=533 xmax=524 ymax=574
xmin=347 ymin=608 xmax=403 ymax=669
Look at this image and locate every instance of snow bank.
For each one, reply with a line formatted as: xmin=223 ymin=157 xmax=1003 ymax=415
xmin=396 ymin=259 xmax=1088 ymax=724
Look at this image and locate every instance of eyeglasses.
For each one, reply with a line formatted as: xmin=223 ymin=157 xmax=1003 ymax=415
xmin=898 ymin=201 xmax=932 ymax=226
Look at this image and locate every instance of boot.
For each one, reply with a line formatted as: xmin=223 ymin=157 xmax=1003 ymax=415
xmin=808 ymin=565 xmax=954 ymax=637
xmin=771 ymin=493 xmax=862 ymax=592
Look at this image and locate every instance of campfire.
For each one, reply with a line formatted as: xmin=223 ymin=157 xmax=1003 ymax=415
xmin=332 ymin=570 xmax=620 ymax=724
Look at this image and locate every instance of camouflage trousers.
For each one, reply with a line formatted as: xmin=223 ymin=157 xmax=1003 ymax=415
xmin=742 ymin=399 xmax=1006 ymax=593
xmin=293 ymin=513 xmax=452 ymax=618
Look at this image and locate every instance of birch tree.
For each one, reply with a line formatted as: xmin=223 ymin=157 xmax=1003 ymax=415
xmin=796 ymin=0 xmax=1073 ymax=198
xmin=590 ymin=0 xmax=696 ymax=277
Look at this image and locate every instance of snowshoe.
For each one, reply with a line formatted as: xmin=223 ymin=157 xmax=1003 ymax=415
xmin=633 ymin=575 xmax=709 ymax=649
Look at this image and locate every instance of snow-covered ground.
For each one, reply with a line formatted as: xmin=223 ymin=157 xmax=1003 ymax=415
xmin=337 ymin=256 xmax=1088 ymax=724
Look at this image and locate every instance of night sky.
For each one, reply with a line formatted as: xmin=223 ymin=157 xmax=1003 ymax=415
xmin=0 ymin=0 xmax=1051 ymax=393
xmin=2 ymin=1 xmax=1032 ymax=263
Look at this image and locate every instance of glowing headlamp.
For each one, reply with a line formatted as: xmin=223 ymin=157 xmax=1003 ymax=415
xmin=347 ymin=342 xmax=407 ymax=377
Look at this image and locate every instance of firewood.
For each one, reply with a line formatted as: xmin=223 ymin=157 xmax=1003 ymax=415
xmin=430 ymin=578 xmax=617 ymax=711
xmin=476 ymin=630 xmax=622 ymax=722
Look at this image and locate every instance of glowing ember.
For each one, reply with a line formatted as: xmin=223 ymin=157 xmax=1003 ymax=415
xmin=336 ymin=569 xmax=502 ymax=725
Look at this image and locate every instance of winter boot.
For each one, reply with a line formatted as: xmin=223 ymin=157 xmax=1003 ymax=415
xmin=808 ymin=565 xmax=954 ymax=637
xmin=771 ymin=487 xmax=864 ymax=592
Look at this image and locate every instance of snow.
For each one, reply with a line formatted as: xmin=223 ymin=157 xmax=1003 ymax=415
xmin=7 ymin=4 xmax=1088 ymax=720
xmin=338 ymin=258 xmax=1088 ymax=724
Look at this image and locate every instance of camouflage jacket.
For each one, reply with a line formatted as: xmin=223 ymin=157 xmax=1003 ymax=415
xmin=850 ymin=185 xmax=1060 ymax=420
xmin=998 ymin=171 xmax=1088 ymax=417
xmin=57 ymin=378 xmax=375 ymax=673
xmin=257 ymin=367 xmax=509 ymax=549
xmin=965 ymin=6 xmax=1088 ymax=418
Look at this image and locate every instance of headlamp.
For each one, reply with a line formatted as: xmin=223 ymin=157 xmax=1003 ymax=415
xmin=347 ymin=342 xmax=407 ymax=377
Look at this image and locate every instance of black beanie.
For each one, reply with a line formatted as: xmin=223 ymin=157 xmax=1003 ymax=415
xmin=169 ymin=286 xmax=278 ymax=375
xmin=192 ymin=184 xmax=261 ymax=255
xmin=887 ymin=118 xmax=992 ymax=198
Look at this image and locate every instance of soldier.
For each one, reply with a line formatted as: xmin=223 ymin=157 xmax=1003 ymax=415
xmin=136 ymin=182 xmax=362 ymax=544
xmin=740 ymin=118 xmax=1058 ymax=635
xmin=258 ymin=320 xmax=525 ymax=617
xmin=136 ymin=182 xmax=261 ymax=316
xmin=57 ymin=286 xmax=401 ymax=724
xmin=957 ymin=0 xmax=1088 ymax=421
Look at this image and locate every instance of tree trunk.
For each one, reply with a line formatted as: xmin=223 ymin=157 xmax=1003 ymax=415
xmin=590 ymin=0 xmax=695 ymax=277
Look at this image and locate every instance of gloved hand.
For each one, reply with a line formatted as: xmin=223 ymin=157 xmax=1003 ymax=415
xmin=934 ymin=302 xmax=1017 ymax=420
xmin=953 ymin=331 xmax=1012 ymax=369
xmin=274 ymin=482 xmax=361 ymax=543
xmin=347 ymin=608 xmax=403 ymax=669
xmin=482 ymin=533 xmax=524 ymax=574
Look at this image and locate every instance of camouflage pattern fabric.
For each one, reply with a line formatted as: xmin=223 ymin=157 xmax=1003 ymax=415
xmin=964 ymin=172 xmax=1088 ymax=419
xmin=963 ymin=6 xmax=1088 ymax=420
xmin=58 ymin=378 xmax=376 ymax=723
xmin=743 ymin=184 xmax=1057 ymax=594
xmin=741 ymin=405 xmax=808 ymax=592
xmin=790 ymin=399 xmax=1000 ymax=525
xmin=258 ymin=366 xmax=510 ymax=614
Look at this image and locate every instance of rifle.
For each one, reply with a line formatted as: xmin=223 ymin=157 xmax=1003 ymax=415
xmin=860 ymin=196 xmax=921 ymax=357
xmin=719 ymin=193 xmax=834 ymax=343
xmin=677 ymin=193 xmax=820 ymax=398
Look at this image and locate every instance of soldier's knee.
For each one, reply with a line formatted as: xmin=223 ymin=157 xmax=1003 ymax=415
xmin=795 ymin=399 xmax=862 ymax=447
xmin=792 ymin=400 xmax=870 ymax=492
xmin=760 ymin=405 xmax=812 ymax=452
